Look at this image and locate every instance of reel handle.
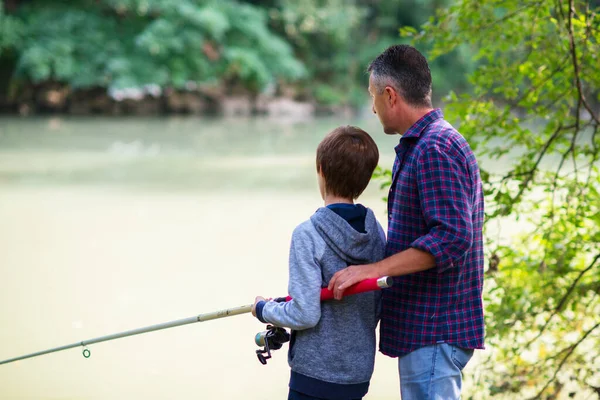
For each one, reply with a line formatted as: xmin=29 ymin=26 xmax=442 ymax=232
xmin=255 ymin=325 xmax=290 ymax=365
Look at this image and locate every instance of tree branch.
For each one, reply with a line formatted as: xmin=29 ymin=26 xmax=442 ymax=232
xmin=511 ymin=123 xmax=567 ymax=204
xmin=566 ymin=0 xmax=600 ymax=125
xmin=526 ymin=253 xmax=600 ymax=347
xmin=587 ymin=123 xmax=600 ymax=182
xmin=530 ymin=320 xmax=600 ymax=399
xmin=510 ymin=56 xmax=570 ymax=109
xmin=472 ymin=0 xmax=546 ymax=31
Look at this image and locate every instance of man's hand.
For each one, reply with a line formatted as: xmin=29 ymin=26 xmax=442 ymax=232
xmin=328 ymin=264 xmax=379 ymax=300
xmin=251 ymin=296 xmax=266 ymax=317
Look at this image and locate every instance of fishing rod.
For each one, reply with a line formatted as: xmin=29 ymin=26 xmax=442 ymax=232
xmin=0 ymin=276 xmax=392 ymax=366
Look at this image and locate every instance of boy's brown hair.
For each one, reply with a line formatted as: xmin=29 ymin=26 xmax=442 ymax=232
xmin=316 ymin=126 xmax=379 ymax=199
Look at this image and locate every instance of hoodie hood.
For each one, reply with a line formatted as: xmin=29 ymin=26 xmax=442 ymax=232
xmin=310 ymin=207 xmax=384 ymax=265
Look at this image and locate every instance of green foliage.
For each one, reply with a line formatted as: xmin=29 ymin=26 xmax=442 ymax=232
xmin=372 ymin=165 xmax=392 ymax=203
xmin=265 ymin=0 xmax=367 ymax=105
xmin=266 ymin=0 xmax=475 ymax=106
xmin=7 ymin=0 xmax=306 ymax=92
xmin=0 ymin=3 xmax=24 ymax=52
xmin=313 ymin=84 xmax=344 ymax=105
xmin=1 ymin=0 xmax=477 ymax=107
xmin=373 ymin=0 xmax=600 ymax=397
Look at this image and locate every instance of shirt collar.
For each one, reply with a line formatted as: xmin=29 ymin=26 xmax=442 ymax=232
xmin=394 ymin=108 xmax=443 ymax=154
xmin=401 ymin=108 xmax=444 ymax=139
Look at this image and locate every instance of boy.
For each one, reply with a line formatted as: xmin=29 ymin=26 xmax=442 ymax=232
xmin=251 ymin=126 xmax=386 ymax=400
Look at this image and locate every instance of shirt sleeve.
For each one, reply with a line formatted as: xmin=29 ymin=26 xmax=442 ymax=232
xmin=261 ymin=226 xmax=322 ymax=330
xmin=255 ymin=300 xmax=268 ymax=323
xmin=410 ymin=143 xmax=474 ymax=273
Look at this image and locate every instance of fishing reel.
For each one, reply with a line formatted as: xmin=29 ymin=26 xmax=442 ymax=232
xmin=254 ymin=325 xmax=290 ymax=365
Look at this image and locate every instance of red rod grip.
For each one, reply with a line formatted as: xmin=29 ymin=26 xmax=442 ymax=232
xmin=281 ymin=277 xmax=392 ymax=302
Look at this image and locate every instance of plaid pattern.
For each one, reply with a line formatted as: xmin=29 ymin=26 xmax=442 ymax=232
xmin=380 ymin=109 xmax=485 ymax=357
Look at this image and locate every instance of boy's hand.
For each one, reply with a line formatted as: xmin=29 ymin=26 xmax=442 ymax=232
xmin=251 ymin=296 xmax=267 ymax=317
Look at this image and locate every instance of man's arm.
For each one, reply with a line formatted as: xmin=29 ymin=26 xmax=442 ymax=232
xmin=328 ymin=248 xmax=435 ymax=300
xmin=329 ymin=141 xmax=474 ymax=299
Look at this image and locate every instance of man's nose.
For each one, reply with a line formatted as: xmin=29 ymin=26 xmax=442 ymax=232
xmin=372 ymin=104 xmax=376 ymax=114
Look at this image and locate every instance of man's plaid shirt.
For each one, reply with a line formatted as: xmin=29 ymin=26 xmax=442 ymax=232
xmin=380 ymin=109 xmax=485 ymax=357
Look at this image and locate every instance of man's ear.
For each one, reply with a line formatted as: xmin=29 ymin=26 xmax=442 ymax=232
xmin=385 ymin=86 xmax=398 ymax=107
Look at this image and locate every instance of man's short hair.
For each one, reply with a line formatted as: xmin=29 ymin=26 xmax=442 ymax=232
xmin=316 ymin=126 xmax=379 ymax=200
xmin=368 ymin=44 xmax=432 ymax=108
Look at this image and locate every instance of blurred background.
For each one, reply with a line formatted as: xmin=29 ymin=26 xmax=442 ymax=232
xmin=0 ymin=0 xmax=472 ymax=117
xmin=0 ymin=1 xmax=468 ymax=399
xmin=1 ymin=0 xmax=599 ymax=399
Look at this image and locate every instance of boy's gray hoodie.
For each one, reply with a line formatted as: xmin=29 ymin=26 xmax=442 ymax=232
xmin=261 ymin=206 xmax=386 ymax=385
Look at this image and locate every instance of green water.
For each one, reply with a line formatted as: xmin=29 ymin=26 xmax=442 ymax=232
xmin=0 ymin=116 xmax=401 ymax=191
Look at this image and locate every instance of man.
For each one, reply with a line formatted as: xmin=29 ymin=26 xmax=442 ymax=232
xmin=328 ymin=45 xmax=485 ymax=399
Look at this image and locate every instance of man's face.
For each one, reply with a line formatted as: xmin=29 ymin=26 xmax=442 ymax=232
xmin=368 ymin=74 xmax=396 ymax=135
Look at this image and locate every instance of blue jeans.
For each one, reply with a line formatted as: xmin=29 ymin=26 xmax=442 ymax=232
xmin=398 ymin=343 xmax=474 ymax=400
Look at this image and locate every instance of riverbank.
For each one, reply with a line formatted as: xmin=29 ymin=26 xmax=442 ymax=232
xmin=0 ymin=83 xmax=357 ymax=118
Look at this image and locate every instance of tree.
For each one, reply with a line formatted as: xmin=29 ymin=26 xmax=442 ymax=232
xmin=383 ymin=0 xmax=600 ymax=397
xmin=0 ymin=0 xmax=305 ymax=95
xmin=0 ymin=0 xmax=477 ymax=111
xmin=259 ymin=0 xmax=474 ymax=107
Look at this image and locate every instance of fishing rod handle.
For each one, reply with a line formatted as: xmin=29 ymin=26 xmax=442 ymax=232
xmin=275 ymin=276 xmax=393 ymax=302
xmin=320 ymin=276 xmax=392 ymax=300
